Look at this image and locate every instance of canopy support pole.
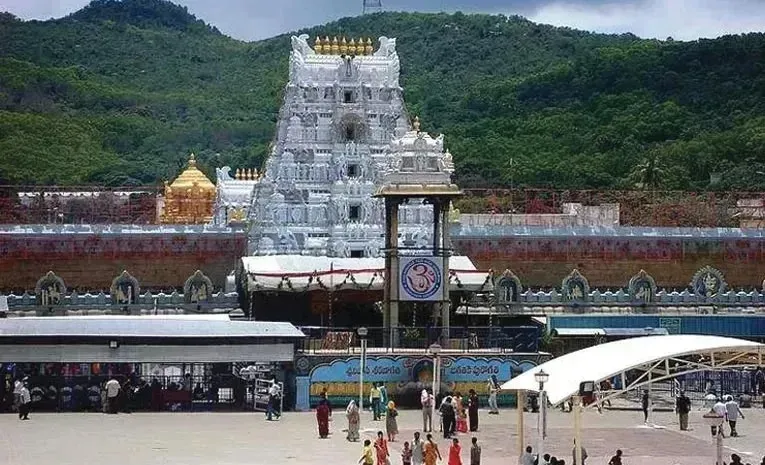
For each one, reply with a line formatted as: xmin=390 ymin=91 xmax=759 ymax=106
xmin=516 ymin=390 xmax=525 ymax=458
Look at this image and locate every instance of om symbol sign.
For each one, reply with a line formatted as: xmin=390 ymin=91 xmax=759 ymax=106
xmin=401 ymin=258 xmax=442 ymax=300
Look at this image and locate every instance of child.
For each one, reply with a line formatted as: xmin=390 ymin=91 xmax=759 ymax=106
xmin=359 ymin=439 xmax=374 ymax=465
xmin=402 ymin=441 xmax=413 ymax=465
xmin=448 ymin=438 xmax=462 ymax=465
xmin=470 ymin=437 xmax=481 ymax=465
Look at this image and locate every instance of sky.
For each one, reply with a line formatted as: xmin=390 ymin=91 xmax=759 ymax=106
xmin=2 ymin=0 xmax=765 ymax=41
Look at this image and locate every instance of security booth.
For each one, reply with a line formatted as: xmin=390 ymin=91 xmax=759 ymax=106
xmin=0 ymin=315 xmax=304 ymax=412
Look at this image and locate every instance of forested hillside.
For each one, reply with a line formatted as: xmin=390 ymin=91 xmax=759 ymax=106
xmin=1 ymin=0 xmax=765 ymax=190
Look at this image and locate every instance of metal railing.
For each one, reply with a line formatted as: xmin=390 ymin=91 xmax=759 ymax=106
xmin=296 ymin=325 xmax=540 ymax=353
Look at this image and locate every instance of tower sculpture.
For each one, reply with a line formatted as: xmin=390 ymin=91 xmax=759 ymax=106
xmin=247 ymin=35 xmax=435 ymax=257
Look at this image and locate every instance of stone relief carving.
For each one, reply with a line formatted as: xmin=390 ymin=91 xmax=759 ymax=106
xmin=183 ymin=270 xmax=213 ymax=304
xmin=628 ymin=269 xmax=657 ymax=303
xmin=496 ymin=269 xmax=522 ymax=304
xmin=110 ymin=270 xmax=140 ymax=305
xmin=35 ymin=271 xmax=66 ymax=306
xmin=562 ymin=269 xmax=590 ymax=302
xmin=690 ymin=266 xmax=726 ymax=298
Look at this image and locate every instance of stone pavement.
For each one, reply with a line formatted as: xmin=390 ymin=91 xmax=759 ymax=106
xmin=1 ymin=407 xmax=764 ymax=465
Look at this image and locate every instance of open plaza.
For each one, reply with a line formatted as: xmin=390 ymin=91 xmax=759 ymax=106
xmin=1 ymin=407 xmax=764 ymax=465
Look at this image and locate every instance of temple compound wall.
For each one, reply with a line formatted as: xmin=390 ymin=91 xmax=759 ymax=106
xmin=0 ymin=225 xmax=246 ymax=293
xmin=453 ymin=225 xmax=765 ymax=289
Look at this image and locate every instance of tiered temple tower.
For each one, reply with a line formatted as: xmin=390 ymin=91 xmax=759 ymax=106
xmin=247 ymin=34 xmax=436 ymax=257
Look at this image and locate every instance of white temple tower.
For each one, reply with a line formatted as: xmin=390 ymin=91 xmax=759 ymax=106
xmin=246 ymin=34 xmax=436 ymax=257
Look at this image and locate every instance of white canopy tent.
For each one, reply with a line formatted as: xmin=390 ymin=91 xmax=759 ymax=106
xmin=241 ymin=255 xmax=492 ymax=293
xmin=501 ymin=335 xmax=765 ymax=406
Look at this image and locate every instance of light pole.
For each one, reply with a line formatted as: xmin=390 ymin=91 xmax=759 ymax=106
xmin=703 ymin=409 xmax=725 ymax=465
xmin=358 ymin=327 xmax=368 ymax=417
xmin=534 ymin=369 xmax=550 ymax=460
xmin=429 ymin=343 xmax=442 ymax=427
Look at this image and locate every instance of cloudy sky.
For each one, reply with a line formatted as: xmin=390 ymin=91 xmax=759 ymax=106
xmin=3 ymin=0 xmax=765 ymax=41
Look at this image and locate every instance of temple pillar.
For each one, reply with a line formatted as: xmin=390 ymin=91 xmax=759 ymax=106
xmin=383 ymin=198 xmax=401 ymax=347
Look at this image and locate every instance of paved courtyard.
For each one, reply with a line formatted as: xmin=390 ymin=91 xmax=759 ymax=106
xmin=1 ymin=407 xmax=764 ymax=465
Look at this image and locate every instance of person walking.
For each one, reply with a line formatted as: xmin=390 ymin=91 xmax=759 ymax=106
xmin=608 ymin=449 xmax=623 ymax=465
xmin=105 ymin=377 xmax=121 ymax=414
xmin=267 ymin=379 xmax=281 ymax=421
xmin=421 ymin=389 xmax=434 ymax=432
xmin=641 ymin=390 xmax=650 ymax=424
xmin=676 ymin=391 xmax=692 ymax=431
xmin=402 ymin=441 xmax=413 ymax=465
xmin=440 ymin=396 xmax=455 ymax=439
xmin=487 ymin=376 xmax=500 ymax=415
xmin=13 ymin=377 xmax=24 ymax=412
xmin=347 ymin=400 xmax=360 ymax=442
xmin=572 ymin=440 xmax=588 ymax=465
xmin=386 ymin=401 xmax=399 ymax=442
xmin=18 ymin=381 xmax=31 ymax=420
xmin=412 ymin=432 xmax=424 ymax=465
xmin=713 ymin=397 xmax=727 ymax=437
xmin=359 ymin=439 xmax=374 ymax=465
xmin=520 ymin=446 xmax=535 ymax=465
xmin=424 ymin=434 xmax=442 ymax=465
xmin=448 ymin=438 xmax=462 ymax=465
xmin=316 ymin=396 xmax=331 ymax=439
xmin=724 ymin=395 xmax=745 ymax=437
xmin=467 ymin=389 xmax=479 ymax=432
xmin=375 ymin=431 xmax=390 ymax=465
xmin=470 ymin=437 xmax=481 ymax=465
xmin=370 ymin=383 xmax=382 ymax=421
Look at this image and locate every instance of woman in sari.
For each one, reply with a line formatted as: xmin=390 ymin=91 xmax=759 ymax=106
xmin=386 ymin=400 xmax=399 ymax=441
xmin=375 ymin=431 xmax=390 ymax=465
xmin=423 ymin=433 xmax=442 ymax=465
xmin=347 ymin=400 xmax=360 ymax=442
xmin=316 ymin=398 xmax=331 ymax=439
xmin=454 ymin=393 xmax=467 ymax=433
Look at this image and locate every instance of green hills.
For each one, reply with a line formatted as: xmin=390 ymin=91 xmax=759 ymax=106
xmin=1 ymin=0 xmax=765 ymax=190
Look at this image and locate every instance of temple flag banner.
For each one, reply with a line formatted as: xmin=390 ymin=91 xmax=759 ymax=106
xmin=399 ymin=256 xmax=444 ymax=301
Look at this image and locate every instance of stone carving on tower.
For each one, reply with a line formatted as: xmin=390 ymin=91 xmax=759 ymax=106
xmin=245 ymin=34 xmax=434 ymax=257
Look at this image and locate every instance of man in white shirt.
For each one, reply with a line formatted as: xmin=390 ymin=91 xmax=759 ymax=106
xmin=724 ymin=395 xmax=745 ymax=437
xmin=18 ymin=382 xmax=31 ymax=420
xmin=712 ymin=398 xmax=727 ymax=437
xmin=105 ymin=377 xmax=121 ymax=414
xmin=267 ymin=380 xmax=281 ymax=420
xmin=421 ymin=389 xmax=434 ymax=432
xmin=520 ymin=446 xmax=536 ymax=465
xmin=13 ymin=378 xmax=23 ymax=412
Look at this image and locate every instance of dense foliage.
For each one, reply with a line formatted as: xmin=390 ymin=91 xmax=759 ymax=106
xmin=1 ymin=0 xmax=765 ymax=189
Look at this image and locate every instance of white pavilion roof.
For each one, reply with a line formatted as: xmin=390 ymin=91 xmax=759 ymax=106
xmin=501 ymin=334 xmax=765 ymax=405
xmin=242 ymin=255 xmax=492 ymax=292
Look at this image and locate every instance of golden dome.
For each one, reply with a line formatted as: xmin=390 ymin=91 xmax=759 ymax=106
xmin=169 ymin=154 xmax=215 ymax=192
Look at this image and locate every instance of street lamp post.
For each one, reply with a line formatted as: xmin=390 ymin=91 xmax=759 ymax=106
xmin=534 ymin=369 xmax=550 ymax=460
xmin=429 ymin=343 xmax=442 ymax=427
xmin=358 ymin=327 xmax=368 ymax=418
xmin=703 ymin=409 xmax=725 ymax=465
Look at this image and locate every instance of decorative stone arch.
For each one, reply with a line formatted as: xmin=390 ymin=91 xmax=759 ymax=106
xmin=628 ymin=269 xmax=657 ymax=303
xmin=562 ymin=269 xmax=590 ymax=302
xmin=690 ymin=265 xmax=727 ymax=298
xmin=336 ymin=112 xmax=367 ymax=142
xmin=184 ymin=270 xmax=214 ymax=304
xmin=110 ymin=270 xmax=140 ymax=305
xmin=496 ymin=269 xmax=522 ymax=304
xmin=35 ymin=271 xmax=66 ymax=306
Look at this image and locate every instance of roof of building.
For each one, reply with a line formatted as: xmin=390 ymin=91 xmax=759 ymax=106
xmin=501 ymin=335 xmax=765 ymax=405
xmin=241 ymin=255 xmax=491 ymax=292
xmin=0 ymin=316 xmax=305 ymax=339
xmin=168 ymin=154 xmax=215 ymax=192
